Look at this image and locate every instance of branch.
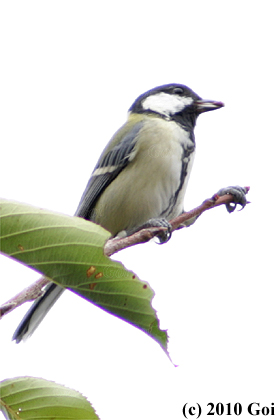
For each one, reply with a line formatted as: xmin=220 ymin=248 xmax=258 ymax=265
xmin=0 ymin=276 xmax=49 ymax=318
xmin=0 ymin=186 xmax=250 ymax=319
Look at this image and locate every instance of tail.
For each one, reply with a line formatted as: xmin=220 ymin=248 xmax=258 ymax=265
xmin=12 ymin=283 xmax=64 ymax=343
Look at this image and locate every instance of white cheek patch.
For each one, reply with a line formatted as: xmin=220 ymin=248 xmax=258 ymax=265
xmin=142 ymin=92 xmax=193 ymax=117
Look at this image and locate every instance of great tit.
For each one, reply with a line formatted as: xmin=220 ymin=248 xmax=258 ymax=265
xmin=12 ymin=83 xmax=246 ymax=342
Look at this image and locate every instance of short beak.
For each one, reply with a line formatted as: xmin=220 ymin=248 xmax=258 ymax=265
xmin=195 ymin=99 xmax=224 ymax=114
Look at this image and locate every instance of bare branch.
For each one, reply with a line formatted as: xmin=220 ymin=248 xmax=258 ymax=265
xmin=0 ymin=277 xmax=49 ymax=319
xmin=0 ymin=186 xmax=250 ymax=319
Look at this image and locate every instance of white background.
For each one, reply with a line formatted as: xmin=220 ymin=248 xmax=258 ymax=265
xmin=0 ymin=1 xmax=279 ymax=419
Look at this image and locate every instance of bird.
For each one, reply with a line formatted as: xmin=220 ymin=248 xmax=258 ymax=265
xmin=12 ymin=83 xmax=246 ymax=342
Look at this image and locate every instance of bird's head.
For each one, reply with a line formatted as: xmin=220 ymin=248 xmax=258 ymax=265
xmin=129 ymin=83 xmax=224 ymax=129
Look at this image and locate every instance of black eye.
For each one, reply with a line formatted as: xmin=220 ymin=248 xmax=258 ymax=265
xmin=173 ymin=87 xmax=184 ymax=95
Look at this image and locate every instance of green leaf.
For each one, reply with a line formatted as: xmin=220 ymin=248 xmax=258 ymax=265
xmin=0 ymin=376 xmax=99 ymax=419
xmin=0 ymin=200 xmax=168 ymax=353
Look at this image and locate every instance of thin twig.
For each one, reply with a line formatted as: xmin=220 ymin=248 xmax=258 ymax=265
xmin=0 ymin=277 xmax=49 ymax=318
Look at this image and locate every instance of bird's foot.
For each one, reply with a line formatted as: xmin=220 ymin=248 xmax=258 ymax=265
xmin=216 ymin=185 xmax=249 ymax=213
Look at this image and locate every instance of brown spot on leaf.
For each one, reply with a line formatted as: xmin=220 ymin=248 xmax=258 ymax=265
xmin=89 ymin=282 xmax=97 ymax=290
xmin=86 ymin=266 xmax=96 ymax=278
xmin=143 ymin=284 xmax=147 ymax=289
xmin=18 ymin=244 xmax=24 ymax=251
xmin=95 ymin=272 xmax=103 ymax=279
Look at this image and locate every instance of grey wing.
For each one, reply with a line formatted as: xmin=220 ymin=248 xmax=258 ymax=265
xmin=75 ymin=121 xmax=143 ymax=220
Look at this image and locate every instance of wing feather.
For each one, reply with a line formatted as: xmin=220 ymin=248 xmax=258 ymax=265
xmin=75 ymin=121 xmax=143 ymax=220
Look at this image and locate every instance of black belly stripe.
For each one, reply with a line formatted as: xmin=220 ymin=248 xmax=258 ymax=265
xmin=161 ymin=141 xmax=195 ymax=218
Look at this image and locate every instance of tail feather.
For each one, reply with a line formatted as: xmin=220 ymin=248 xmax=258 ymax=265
xmin=12 ymin=283 xmax=64 ymax=343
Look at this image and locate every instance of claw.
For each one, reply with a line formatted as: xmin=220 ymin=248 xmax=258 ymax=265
xmin=157 ymin=226 xmax=172 ymax=244
xmin=145 ymin=218 xmax=172 ymax=244
xmin=126 ymin=217 xmax=172 ymax=243
xmin=217 ymin=186 xmax=249 ymax=213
